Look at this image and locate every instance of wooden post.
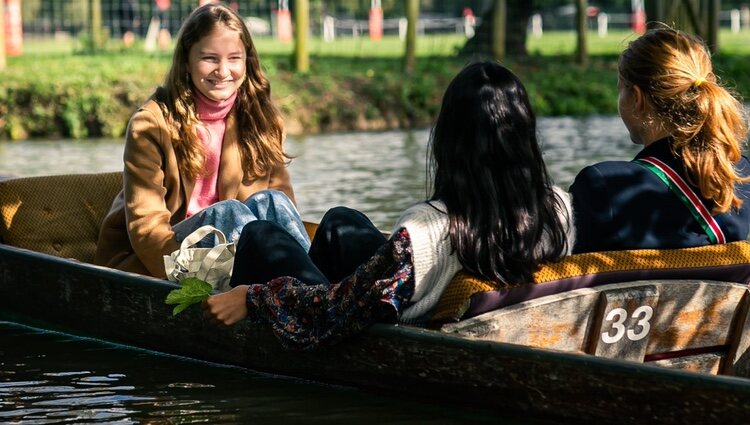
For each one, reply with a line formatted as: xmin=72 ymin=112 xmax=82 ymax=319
xmin=575 ymin=0 xmax=588 ymax=67
xmin=403 ymin=0 xmax=418 ymax=74
xmin=293 ymin=0 xmax=309 ymax=72
xmin=0 ymin=0 xmax=6 ymax=71
xmin=491 ymin=0 xmax=506 ymax=61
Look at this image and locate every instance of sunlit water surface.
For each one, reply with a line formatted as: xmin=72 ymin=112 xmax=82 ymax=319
xmin=0 ymin=116 xmax=638 ymax=424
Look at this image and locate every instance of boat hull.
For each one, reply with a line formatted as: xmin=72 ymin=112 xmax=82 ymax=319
xmin=2 ymin=243 xmax=750 ymax=424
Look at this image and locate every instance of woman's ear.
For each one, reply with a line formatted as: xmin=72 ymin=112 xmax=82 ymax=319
xmin=632 ymin=84 xmax=648 ymax=114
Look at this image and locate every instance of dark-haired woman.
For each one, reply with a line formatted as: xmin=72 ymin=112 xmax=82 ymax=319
xmin=203 ymin=61 xmax=575 ymax=349
xmin=570 ymin=27 xmax=750 ymax=253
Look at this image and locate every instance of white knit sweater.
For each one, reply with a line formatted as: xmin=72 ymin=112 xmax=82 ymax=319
xmin=393 ymin=186 xmax=575 ymax=323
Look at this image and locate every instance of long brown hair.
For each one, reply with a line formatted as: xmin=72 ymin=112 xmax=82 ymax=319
xmin=619 ymin=27 xmax=749 ymax=213
xmin=158 ymin=3 xmax=285 ymax=180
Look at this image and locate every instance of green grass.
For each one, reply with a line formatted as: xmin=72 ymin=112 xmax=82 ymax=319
xmin=527 ymin=29 xmax=635 ymax=56
xmin=253 ymin=34 xmax=466 ymax=58
xmin=17 ymin=28 xmax=750 ymax=58
xmin=20 ymin=33 xmax=468 ymax=59
xmin=529 ymin=29 xmax=750 ymax=56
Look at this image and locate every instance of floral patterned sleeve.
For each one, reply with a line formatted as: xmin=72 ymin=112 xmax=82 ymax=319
xmin=244 ymin=228 xmax=415 ymax=351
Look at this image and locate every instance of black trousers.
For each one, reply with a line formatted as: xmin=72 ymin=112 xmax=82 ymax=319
xmin=230 ymin=207 xmax=387 ymax=286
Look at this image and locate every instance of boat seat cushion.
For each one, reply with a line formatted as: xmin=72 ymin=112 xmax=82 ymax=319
xmin=433 ymin=241 xmax=750 ymax=322
xmin=0 ymin=172 xmax=123 ymax=263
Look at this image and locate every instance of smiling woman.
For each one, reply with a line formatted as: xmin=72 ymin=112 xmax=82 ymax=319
xmin=188 ymin=23 xmax=246 ymax=102
xmin=93 ymin=3 xmax=309 ymax=279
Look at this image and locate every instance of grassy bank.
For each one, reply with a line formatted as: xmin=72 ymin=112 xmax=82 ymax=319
xmin=2 ymin=30 xmax=749 ymax=140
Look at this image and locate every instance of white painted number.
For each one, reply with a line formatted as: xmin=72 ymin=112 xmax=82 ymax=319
xmin=601 ymin=308 xmax=627 ymax=344
xmin=601 ymin=306 xmax=654 ymax=344
xmin=626 ymin=305 xmax=653 ymax=341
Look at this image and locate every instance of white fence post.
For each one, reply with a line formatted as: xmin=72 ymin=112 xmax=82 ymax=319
xmin=531 ymin=13 xmax=542 ymax=38
xmin=323 ymin=15 xmax=334 ymax=41
xmin=398 ymin=17 xmax=407 ymax=40
xmin=598 ymin=12 xmax=608 ymax=37
xmin=464 ymin=15 xmax=475 ymax=37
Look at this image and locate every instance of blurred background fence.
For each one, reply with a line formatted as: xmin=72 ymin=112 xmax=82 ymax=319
xmin=12 ymin=1 xmax=750 ymax=50
xmin=18 ymin=0 xmax=492 ymax=41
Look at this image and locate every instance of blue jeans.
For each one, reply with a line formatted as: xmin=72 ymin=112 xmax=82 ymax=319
xmin=172 ymin=190 xmax=311 ymax=252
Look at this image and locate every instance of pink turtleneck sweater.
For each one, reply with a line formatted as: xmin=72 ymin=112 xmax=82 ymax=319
xmin=186 ymin=91 xmax=238 ymax=218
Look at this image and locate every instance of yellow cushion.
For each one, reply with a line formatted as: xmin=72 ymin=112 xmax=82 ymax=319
xmin=433 ymin=241 xmax=750 ymax=322
xmin=0 ymin=172 xmax=123 ymax=263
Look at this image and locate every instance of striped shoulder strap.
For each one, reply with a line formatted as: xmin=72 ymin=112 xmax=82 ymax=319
xmin=633 ymin=156 xmax=725 ymax=244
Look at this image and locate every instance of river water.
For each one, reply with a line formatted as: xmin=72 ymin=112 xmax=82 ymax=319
xmin=0 ymin=116 xmax=639 ymax=424
xmin=0 ymin=115 xmax=637 ymax=229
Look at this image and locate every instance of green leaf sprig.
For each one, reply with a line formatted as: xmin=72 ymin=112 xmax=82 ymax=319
xmin=165 ymin=277 xmax=213 ymax=316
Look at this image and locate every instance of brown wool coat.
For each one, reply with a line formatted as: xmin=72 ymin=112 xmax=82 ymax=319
xmin=94 ymin=98 xmax=294 ymax=278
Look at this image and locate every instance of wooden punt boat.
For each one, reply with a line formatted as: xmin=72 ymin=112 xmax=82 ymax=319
xmin=3 ymin=172 xmax=750 ymax=424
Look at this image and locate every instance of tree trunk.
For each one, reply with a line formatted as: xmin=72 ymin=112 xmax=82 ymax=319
xmin=294 ymin=0 xmax=310 ymax=72
xmin=575 ymin=0 xmax=588 ymax=66
xmin=460 ymin=0 xmax=533 ymax=58
xmin=706 ymin=0 xmax=720 ymax=52
xmin=491 ymin=0 xmax=506 ymax=60
xmin=646 ymin=0 xmax=721 ymax=53
xmin=90 ymin=0 xmax=104 ymax=51
xmin=404 ymin=0 xmax=418 ymax=74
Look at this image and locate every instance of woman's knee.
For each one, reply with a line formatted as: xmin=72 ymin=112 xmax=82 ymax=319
xmin=210 ymin=199 xmax=247 ymax=215
xmin=245 ymin=189 xmax=292 ymax=206
xmin=321 ymin=205 xmax=356 ymax=222
xmin=319 ymin=206 xmax=367 ymax=231
xmin=238 ymin=219 xmax=285 ymax=245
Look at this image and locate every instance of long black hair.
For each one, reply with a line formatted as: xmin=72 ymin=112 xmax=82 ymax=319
xmin=429 ymin=61 xmax=569 ymax=285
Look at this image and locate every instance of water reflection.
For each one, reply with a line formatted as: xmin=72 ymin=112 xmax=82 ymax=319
xmin=0 ymin=116 xmax=637 ymax=229
xmin=0 ymin=321 xmax=517 ymax=424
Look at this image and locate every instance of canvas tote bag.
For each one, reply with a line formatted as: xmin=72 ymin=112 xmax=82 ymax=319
xmin=163 ymin=225 xmax=235 ymax=292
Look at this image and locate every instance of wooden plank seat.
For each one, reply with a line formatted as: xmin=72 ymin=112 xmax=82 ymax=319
xmin=442 ymin=279 xmax=750 ymax=376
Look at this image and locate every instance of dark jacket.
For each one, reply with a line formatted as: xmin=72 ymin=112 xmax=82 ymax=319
xmin=570 ymin=138 xmax=750 ymax=253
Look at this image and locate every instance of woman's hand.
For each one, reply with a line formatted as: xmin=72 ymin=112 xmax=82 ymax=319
xmin=203 ymin=285 xmax=249 ymax=326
